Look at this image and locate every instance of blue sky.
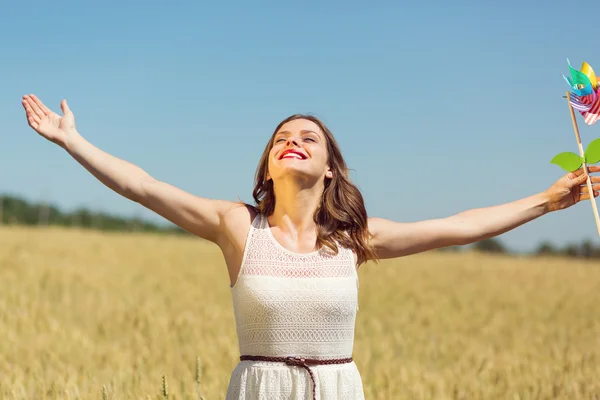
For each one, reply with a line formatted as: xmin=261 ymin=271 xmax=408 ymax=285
xmin=3 ymin=0 xmax=600 ymax=252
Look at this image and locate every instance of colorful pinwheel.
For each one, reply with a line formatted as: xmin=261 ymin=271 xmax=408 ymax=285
xmin=552 ymin=59 xmax=600 ymax=236
xmin=563 ymin=60 xmax=600 ymax=125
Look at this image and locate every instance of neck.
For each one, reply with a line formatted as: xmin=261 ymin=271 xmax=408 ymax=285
xmin=269 ymin=179 xmax=324 ymax=235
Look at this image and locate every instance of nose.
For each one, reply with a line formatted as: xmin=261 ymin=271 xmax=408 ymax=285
xmin=285 ymin=137 xmax=300 ymax=147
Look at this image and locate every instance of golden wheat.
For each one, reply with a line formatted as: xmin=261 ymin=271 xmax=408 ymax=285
xmin=1 ymin=226 xmax=599 ymax=399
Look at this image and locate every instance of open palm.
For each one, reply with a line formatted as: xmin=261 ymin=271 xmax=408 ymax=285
xmin=22 ymin=94 xmax=76 ymax=148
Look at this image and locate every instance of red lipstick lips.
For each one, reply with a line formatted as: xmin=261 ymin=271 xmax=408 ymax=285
xmin=279 ymin=149 xmax=307 ymax=160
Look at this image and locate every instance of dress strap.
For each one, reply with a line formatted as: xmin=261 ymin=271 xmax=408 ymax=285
xmin=256 ymin=212 xmax=268 ymax=229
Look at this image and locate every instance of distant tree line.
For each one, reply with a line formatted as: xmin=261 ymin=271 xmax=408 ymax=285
xmin=2 ymin=194 xmax=599 ymax=259
xmin=0 ymin=194 xmax=186 ymax=235
xmin=442 ymin=237 xmax=600 ymax=260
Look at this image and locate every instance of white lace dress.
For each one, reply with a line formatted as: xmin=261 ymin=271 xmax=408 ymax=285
xmin=226 ymin=213 xmax=365 ymax=399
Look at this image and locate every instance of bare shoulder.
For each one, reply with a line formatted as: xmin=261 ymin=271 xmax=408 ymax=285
xmin=218 ymin=202 xmax=257 ymax=250
xmin=216 ymin=203 xmax=257 ymax=287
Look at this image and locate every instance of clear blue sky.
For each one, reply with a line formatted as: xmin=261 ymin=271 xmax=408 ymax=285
xmin=3 ymin=0 xmax=600 ymax=252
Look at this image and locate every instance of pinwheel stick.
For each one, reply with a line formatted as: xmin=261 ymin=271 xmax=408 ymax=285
xmin=566 ymin=91 xmax=600 ymax=236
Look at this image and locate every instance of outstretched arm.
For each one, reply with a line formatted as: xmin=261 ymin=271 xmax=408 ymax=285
xmin=369 ymin=167 xmax=600 ymax=259
xmin=21 ymin=94 xmax=235 ymax=243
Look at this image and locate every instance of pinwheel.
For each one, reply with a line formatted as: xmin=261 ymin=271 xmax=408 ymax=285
xmin=563 ymin=60 xmax=600 ymax=125
xmin=552 ymin=59 xmax=600 ymax=235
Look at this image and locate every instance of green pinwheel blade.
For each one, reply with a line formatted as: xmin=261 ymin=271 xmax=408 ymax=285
xmin=551 ymin=152 xmax=583 ymax=172
xmin=568 ymin=59 xmax=592 ymax=88
xmin=585 ymin=138 xmax=600 ymax=164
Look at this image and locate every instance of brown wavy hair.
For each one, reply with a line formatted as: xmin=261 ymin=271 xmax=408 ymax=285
xmin=250 ymin=114 xmax=377 ymax=266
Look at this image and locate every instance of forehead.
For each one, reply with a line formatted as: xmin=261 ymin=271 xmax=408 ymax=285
xmin=275 ymin=119 xmax=323 ymax=137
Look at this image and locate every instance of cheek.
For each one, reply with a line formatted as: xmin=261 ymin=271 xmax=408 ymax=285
xmin=314 ymin=147 xmax=329 ymax=164
xmin=269 ymin=144 xmax=281 ymax=158
xmin=267 ymin=148 xmax=277 ymax=171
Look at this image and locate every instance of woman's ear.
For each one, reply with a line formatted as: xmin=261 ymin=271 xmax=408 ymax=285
xmin=326 ymin=168 xmax=333 ymax=179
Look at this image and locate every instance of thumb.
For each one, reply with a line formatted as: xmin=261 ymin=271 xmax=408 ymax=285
xmin=60 ymin=99 xmax=71 ymax=115
xmin=570 ymin=170 xmax=589 ymax=186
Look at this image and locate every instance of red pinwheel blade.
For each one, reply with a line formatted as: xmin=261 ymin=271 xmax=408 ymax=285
xmin=582 ymin=90 xmax=600 ymax=125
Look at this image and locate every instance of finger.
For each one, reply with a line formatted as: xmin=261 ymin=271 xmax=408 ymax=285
xmin=586 ymin=165 xmax=600 ymax=173
xmin=579 ymin=183 xmax=600 ymax=194
xmin=60 ymin=99 xmax=71 ymax=115
xmin=574 ymin=165 xmax=600 ymax=175
xmin=570 ymin=166 xmax=587 ymax=176
xmin=571 ymin=172 xmax=600 ymax=183
xmin=568 ymin=171 xmax=589 ymax=187
xmin=27 ymin=115 xmax=39 ymax=130
xmin=22 ymin=101 xmax=41 ymax=124
xmin=579 ymin=192 xmax=599 ymax=201
xmin=24 ymin=96 xmax=45 ymax=120
xmin=29 ymin=94 xmax=51 ymax=114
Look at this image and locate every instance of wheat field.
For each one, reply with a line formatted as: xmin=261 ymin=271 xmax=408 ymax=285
xmin=1 ymin=226 xmax=600 ymax=399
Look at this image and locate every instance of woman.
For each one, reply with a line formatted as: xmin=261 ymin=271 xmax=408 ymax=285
xmin=21 ymin=94 xmax=600 ymax=399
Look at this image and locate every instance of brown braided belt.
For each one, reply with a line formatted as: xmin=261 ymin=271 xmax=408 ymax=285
xmin=239 ymin=355 xmax=353 ymax=400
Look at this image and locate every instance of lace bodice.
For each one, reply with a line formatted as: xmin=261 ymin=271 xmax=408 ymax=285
xmin=230 ymin=213 xmax=360 ymax=360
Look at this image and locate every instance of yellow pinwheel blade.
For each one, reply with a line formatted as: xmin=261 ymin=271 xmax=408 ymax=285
xmin=581 ymin=62 xmax=598 ymax=89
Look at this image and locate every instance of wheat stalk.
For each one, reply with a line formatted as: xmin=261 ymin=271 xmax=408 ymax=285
xmin=162 ymin=375 xmax=168 ymax=399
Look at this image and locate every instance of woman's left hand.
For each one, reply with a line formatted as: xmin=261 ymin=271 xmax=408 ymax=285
xmin=544 ymin=165 xmax=600 ymax=212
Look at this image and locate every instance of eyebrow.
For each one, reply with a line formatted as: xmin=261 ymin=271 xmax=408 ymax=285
xmin=275 ymin=129 xmax=321 ymax=138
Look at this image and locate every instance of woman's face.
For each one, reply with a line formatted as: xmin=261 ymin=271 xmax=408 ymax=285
xmin=267 ymin=118 xmax=332 ymax=183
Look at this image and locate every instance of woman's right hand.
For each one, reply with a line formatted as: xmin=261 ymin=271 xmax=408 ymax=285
xmin=22 ymin=94 xmax=78 ymax=149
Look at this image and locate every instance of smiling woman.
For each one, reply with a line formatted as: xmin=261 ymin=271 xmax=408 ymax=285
xmin=252 ymin=115 xmax=375 ymax=266
xmin=20 ymin=94 xmax=600 ymax=399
